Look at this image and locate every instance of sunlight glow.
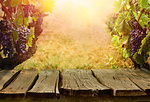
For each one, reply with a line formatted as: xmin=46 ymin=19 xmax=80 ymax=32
xmin=42 ymin=0 xmax=115 ymax=40
xmin=40 ymin=0 xmax=55 ymax=12
xmin=54 ymin=0 xmax=97 ymax=22
xmin=52 ymin=0 xmax=115 ymax=24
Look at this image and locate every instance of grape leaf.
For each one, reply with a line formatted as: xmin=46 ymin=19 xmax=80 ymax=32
xmin=114 ymin=0 xmax=122 ymax=12
xmin=112 ymin=35 xmax=121 ymax=47
xmin=133 ymin=11 xmax=138 ymax=20
xmin=133 ymin=52 xmax=145 ymax=64
xmin=122 ymin=35 xmax=129 ymax=42
xmin=118 ymin=20 xmax=131 ymax=35
xmin=32 ymin=16 xmax=37 ymax=22
xmin=14 ymin=14 xmax=23 ymax=26
xmin=138 ymin=32 xmax=150 ymax=55
xmin=133 ymin=33 xmax=150 ymax=64
xmin=140 ymin=0 xmax=148 ymax=8
xmin=114 ymin=14 xmax=124 ymax=29
xmin=138 ymin=14 xmax=149 ymax=28
xmin=27 ymin=27 xmax=35 ymax=47
xmin=24 ymin=17 xmax=29 ymax=27
xmin=122 ymin=48 xmax=131 ymax=59
xmin=125 ymin=0 xmax=132 ymax=9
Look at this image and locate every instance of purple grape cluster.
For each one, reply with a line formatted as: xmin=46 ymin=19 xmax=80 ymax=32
xmin=130 ymin=29 xmax=146 ymax=56
xmin=0 ymin=19 xmax=15 ymax=57
xmin=17 ymin=25 xmax=30 ymax=54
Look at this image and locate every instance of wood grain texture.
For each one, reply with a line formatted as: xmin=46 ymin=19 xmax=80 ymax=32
xmin=60 ymin=69 xmax=112 ymax=96
xmin=0 ymin=70 xmax=19 ymax=90
xmin=28 ymin=69 xmax=60 ymax=96
xmin=92 ymin=69 xmax=146 ymax=96
xmin=0 ymin=69 xmax=38 ymax=95
xmin=124 ymin=69 xmax=150 ymax=95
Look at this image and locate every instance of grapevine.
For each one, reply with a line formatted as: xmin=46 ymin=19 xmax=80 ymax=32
xmin=106 ymin=0 xmax=150 ymax=69
xmin=0 ymin=0 xmax=54 ymax=69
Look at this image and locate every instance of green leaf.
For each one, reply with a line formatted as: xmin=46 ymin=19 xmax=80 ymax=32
xmin=114 ymin=0 xmax=122 ymax=12
xmin=27 ymin=27 xmax=35 ymax=47
xmin=112 ymin=35 xmax=120 ymax=47
xmin=140 ymin=0 xmax=148 ymax=8
xmin=31 ymin=16 xmax=37 ymax=22
xmin=133 ymin=33 xmax=150 ymax=64
xmin=14 ymin=14 xmax=23 ymax=26
xmin=118 ymin=20 xmax=131 ymax=35
xmin=133 ymin=11 xmax=138 ymax=20
xmin=112 ymin=64 xmax=118 ymax=69
xmin=138 ymin=14 xmax=148 ymax=28
xmin=125 ymin=0 xmax=131 ymax=9
xmin=122 ymin=48 xmax=131 ymax=59
xmin=115 ymin=13 xmax=124 ymax=25
xmin=133 ymin=52 xmax=145 ymax=64
xmin=138 ymin=32 xmax=150 ymax=55
xmin=122 ymin=35 xmax=129 ymax=42
xmin=11 ymin=0 xmax=22 ymax=7
xmin=114 ymin=12 xmax=130 ymax=30
xmin=24 ymin=17 xmax=29 ymax=27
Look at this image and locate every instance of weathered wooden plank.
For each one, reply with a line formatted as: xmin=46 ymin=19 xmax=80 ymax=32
xmin=0 ymin=69 xmax=38 ymax=95
xmin=55 ymin=70 xmax=60 ymax=95
xmin=0 ymin=70 xmax=20 ymax=90
xmin=28 ymin=69 xmax=60 ymax=96
xmin=124 ymin=69 xmax=150 ymax=95
xmin=92 ymin=69 xmax=146 ymax=96
xmin=60 ymin=69 xmax=112 ymax=96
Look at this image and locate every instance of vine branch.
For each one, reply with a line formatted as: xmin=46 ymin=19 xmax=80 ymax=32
xmin=0 ymin=2 xmax=17 ymax=28
xmin=21 ymin=5 xmax=24 ymax=25
xmin=136 ymin=9 xmax=145 ymax=30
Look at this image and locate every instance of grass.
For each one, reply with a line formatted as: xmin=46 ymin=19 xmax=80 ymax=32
xmin=15 ymin=32 xmax=134 ymax=71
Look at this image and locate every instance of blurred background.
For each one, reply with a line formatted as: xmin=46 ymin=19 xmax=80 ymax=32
xmin=43 ymin=0 xmax=114 ymax=44
xmin=15 ymin=0 xmax=134 ymax=71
